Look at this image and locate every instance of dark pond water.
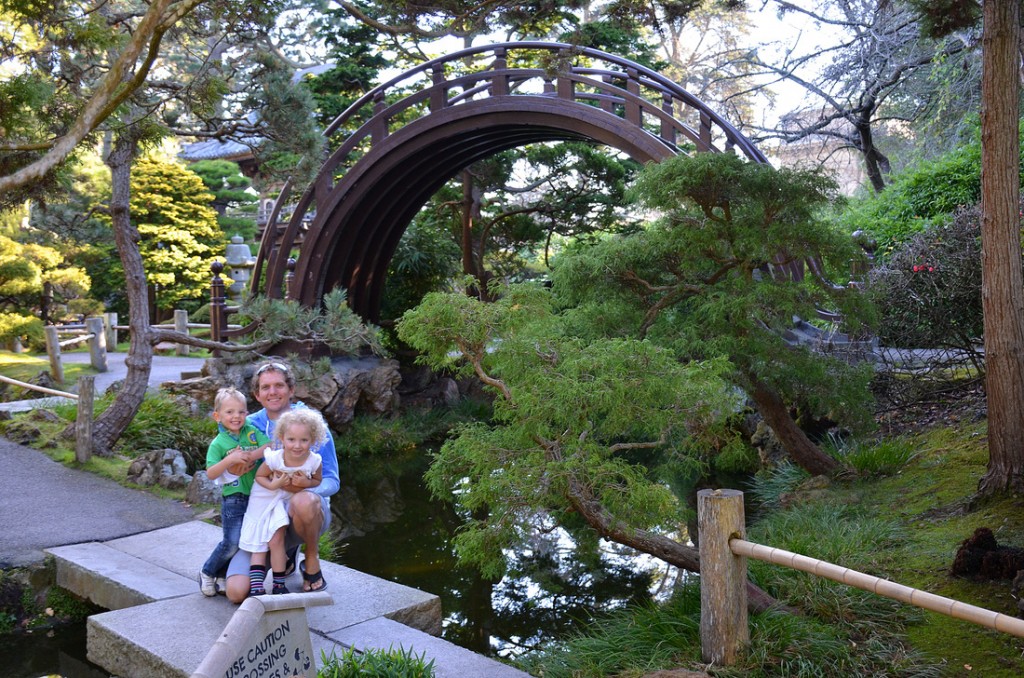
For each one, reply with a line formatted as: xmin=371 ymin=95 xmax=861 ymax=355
xmin=5 ymin=449 xmax=681 ymax=676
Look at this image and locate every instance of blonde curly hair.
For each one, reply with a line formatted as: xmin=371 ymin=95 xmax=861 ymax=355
xmin=274 ymin=408 xmax=329 ymax=447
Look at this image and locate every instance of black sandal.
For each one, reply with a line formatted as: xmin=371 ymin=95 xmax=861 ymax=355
xmin=300 ymin=561 xmax=328 ymax=592
xmin=283 ymin=545 xmax=299 ymax=577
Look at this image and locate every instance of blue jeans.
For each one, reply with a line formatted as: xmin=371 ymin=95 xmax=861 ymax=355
xmin=202 ymin=492 xmax=248 ymax=577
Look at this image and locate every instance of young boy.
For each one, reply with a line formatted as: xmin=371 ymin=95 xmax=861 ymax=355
xmin=199 ymin=387 xmax=269 ymax=596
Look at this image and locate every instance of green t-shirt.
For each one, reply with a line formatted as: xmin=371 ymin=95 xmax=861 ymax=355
xmin=205 ymin=422 xmax=269 ymax=497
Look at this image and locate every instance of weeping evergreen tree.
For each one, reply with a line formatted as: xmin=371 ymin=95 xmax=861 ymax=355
xmin=553 ymin=152 xmax=876 ymax=475
xmin=398 ymin=282 xmax=779 ymax=611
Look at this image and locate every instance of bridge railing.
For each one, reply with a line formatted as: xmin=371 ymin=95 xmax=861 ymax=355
xmin=255 ymin=42 xmax=768 ymax=301
xmin=697 ymin=489 xmax=1024 ymax=665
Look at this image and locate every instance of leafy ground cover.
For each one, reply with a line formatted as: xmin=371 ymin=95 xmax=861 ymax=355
xmin=523 ymin=387 xmax=1024 ymax=677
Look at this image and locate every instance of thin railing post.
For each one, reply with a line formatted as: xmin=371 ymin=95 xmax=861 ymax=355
xmin=174 ymin=309 xmax=189 ymax=356
xmin=44 ymin=325 xmax=64 ymax=384
xmin=698 ymin=488 xmax=749 ymax=665
xmin=104 ymin=312 xmax=118 ymax=349
xmin=86 ymin=317 xmax=107 ymax=372
xmin=75 ymin=375 xmax=94 ymax=464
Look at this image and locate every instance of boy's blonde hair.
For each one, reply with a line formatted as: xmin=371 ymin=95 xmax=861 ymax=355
xmin=275 ymin=408 xmax=329 ymax=446
xmin=213 ymin=387 xmax=247 ymax=412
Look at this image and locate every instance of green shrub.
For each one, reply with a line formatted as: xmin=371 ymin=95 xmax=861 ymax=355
xmin=838 ymin=120 xmax=1024 ymax=255
xmin=318 ymin=646 xmax=435 ymax=678
xmin=844 ymin=439 xmax=917 ymax=476
xmin=0 ymin=312 xmax=42 ymax=350
xmin=866 ymin=203 xmax=985 ymax=353
xmin=110 ymin=391 xmax=213 ymax=472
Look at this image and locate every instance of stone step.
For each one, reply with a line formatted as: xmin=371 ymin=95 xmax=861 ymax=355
xmin=47 ymin=541 xmax=195 ymax=610
xmin=47 ymin=521 xmax=522 ymax=678
xmin=86 ymin=591 xmax=348 ymax=677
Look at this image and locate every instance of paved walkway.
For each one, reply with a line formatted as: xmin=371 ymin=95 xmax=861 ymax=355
xmin=0 ymin=352 xmax=208 ymax=567
xmin=0 ymin=351 xmax=207 ymax=412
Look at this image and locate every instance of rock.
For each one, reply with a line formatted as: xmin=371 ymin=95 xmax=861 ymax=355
xmin=4 ymin=420 xmax=42 ymax=445
xmin=186 ymin=472 xmax=221 ymax=506
xmin=438 ymin=378 xmax=460 ymax=406
xmin=127 ymin=449 xmax=192 ymax=490
xmin=29 ymin=409 xmax=61 ymax=423
xmin=321 ymin=357 xmax=401 ymax=429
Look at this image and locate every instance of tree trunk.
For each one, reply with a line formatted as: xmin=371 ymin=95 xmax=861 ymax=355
xmin=978 ymin=0 xmax=1024 ymax=496
xmin=749 ymin=380 xmax=842 ymax=476
xmin=565 ymin=476 xmax=781 ymax=613
xmin=88 ymin=130 xmax=156 ymax=456
xmin=856 ymin=108 xmax=890 ymax=194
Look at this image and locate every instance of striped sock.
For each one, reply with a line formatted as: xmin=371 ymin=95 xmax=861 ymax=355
xmin=249 ymin=564 xmax=267 ymax=595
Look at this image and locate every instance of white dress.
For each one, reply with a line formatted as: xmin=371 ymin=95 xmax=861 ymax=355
xmin=238 ymin=448 xmax=322 ymax=553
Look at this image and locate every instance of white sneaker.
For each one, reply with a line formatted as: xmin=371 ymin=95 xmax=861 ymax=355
xmin=199 ymin=571 xmax=217 ymax=597
xmin=215 ymin=577 xmax=227 ymax=595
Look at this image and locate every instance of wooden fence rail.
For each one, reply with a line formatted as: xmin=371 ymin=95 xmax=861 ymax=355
xmin=0 ymin=374 xmax=94 ymax=461
xmin=697 ymin=489 xmax=1024 ymax=665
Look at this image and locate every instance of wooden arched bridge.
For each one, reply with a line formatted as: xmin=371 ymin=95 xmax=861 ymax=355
xmin=246 ymin=41 xmax=767 ymax=324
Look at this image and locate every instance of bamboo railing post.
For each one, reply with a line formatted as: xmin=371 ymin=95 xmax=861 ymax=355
xmin=698 ymin=488 xmax=749 ymax=665
xmin=104 ymin=312 xmax=118 ymax=348
xmin=44 ymin=325 xmax=64 ymax=384
xmin=75 ymin=375 xmax=94 ymax=463
xmin=174 ymin=309 xmax=189 ymax=356
xmin=86 ymin=317 xmax=107 ymax=372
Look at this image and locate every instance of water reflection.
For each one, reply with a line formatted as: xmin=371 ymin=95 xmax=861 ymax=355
xmin=0 ymin=624 xmax=108 ymax=678
xmin=333 ymin=450 xmax=683 ymax=659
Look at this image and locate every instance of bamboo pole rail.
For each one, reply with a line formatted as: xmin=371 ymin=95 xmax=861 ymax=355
xmin=730 ymin=538 xmax=1024 ymax=638
xmin=0 ymin=373 xmax=78 ymax=399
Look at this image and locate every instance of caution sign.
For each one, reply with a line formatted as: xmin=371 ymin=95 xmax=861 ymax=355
xmin=192 ymin=592 xmax=333 ymax=678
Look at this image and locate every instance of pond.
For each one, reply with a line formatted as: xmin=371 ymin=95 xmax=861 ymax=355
xmin=5 ymin=448 xmax=682 ymax=677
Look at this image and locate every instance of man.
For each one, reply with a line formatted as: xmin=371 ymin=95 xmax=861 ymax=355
xmin=222 ymin=361 xmax=338 ymax=601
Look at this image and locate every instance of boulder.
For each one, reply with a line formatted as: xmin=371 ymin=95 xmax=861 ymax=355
xmin=127 ymin=448 xmax=192 ymax=490
xmin=186 ymin=471 xmax=221 ymax=506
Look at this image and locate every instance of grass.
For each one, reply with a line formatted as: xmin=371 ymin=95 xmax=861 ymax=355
xmin=0 ymin=350 xmax=95 ymax=394
xmin=522 ymin=421 xmax=1024 ymax=677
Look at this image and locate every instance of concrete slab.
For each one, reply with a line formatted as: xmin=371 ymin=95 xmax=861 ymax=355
xmin=103 ymin=521 xmax=442 ymax=634
xmin=305 ymin=561 xmax=442 ymax=636
xmin=102 ymin=519 xmax=222 ymax=581
xmin=327 ymin=617 xmax=531 ymax=678
xmin=87 ymin=593 xmax=348 ymax=678
xmin=46 ymin=542 xmax=196 ymax=610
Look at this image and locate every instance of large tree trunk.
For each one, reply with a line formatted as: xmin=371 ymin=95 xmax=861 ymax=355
xmin=89 ymin=130 xmax=156 ymax=455
xmin=978 ymin=0 xmax=1024 ymax=496
xmin=749 ymin=380 xmax=842 ymax=477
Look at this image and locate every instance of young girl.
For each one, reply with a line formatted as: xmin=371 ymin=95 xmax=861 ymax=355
xmin=200 ymin=388 xmax=269 ymax=596
xmin=238 ymin=408 xmax=325 ymax=595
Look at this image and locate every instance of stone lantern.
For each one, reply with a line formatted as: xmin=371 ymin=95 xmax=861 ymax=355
xmin=225 ymin=235 xmax=256 ymax=303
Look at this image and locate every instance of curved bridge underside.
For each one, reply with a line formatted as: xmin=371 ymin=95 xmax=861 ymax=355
xmin=254 ymin=42 xmax=767 ymax=322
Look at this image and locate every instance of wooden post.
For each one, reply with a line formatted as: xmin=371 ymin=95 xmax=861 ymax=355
xmin=86 ymin=317 xmax=108 ymax=372
xmin=104 ymin=312 xmax=118 ymax=348
xmin=44 ymin=325 xmax=64 ymax=384
xmin=75 ymin=375 xmax=94 ymax=464
xmin=211 ymin=261 xmax=225 ymax=357
xmin=698 ymin=488 xmax=749 ymax=665
xmin=174 ymin=309 xmax=189 ymax=356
